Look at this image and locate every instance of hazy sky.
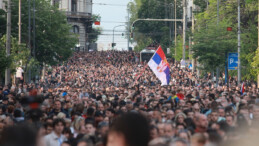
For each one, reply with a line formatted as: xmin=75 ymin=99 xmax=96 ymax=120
xmin=93 ymin=0 xmax=133 ymax=51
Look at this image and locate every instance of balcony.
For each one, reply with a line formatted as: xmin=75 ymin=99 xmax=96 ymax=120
xmin=66 ymin=11 xmax=92 ymax=19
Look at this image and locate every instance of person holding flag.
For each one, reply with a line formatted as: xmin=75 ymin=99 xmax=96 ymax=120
xmin=148 ymin=46 xmax=170 ymax=86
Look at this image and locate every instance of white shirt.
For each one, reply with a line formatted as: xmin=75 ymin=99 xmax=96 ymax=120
xmin=16 ymin=67 xmax=24 ymax=78
xmin=44 ymin=131 xmax=67 ymax=146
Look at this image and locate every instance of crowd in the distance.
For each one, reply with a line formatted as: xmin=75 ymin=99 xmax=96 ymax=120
xmin=0 ymin=50 xmax=258 ymax=146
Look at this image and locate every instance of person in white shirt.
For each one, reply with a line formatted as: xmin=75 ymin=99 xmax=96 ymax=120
xmin=16 ymin=67 xmax=24 ymax=84
xmin=44 ymin=118 xmax=67 ymax=146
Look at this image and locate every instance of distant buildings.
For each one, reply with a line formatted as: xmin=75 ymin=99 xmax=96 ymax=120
xmin=0 ymin=0 xmax=5 ymax=10
xmin=51 ymin=0 xmax=93 ymax=51
xmin=0 ymin=0 xmax=93 ymax=51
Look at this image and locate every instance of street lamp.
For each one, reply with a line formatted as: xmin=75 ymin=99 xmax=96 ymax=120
xmin=112 ymin=25 xmax=125 ymax=49
xmin=76 ymin=43 xmax=80 ymax=52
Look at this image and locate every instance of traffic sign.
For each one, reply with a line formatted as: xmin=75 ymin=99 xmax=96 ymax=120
xmin=228 ymin=53 xmax=238 ymax=70
xmin=189 ymin=64 xmax=192 ymax=70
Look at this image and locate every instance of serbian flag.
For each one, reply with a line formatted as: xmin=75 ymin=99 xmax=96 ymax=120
xmin=148 ymin=46 xmax=170 ymax=85
xmin=240 ymin=82 xmax=245 ymax=95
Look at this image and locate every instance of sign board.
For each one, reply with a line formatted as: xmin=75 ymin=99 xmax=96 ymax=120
xmin=189 ymin=64 xmax=192 ymax=70
xmin=228 ymin=53 xmax=238 ymax=70
xmin=180 ymin=59 xmax=186 ymax=68
xmin=167 ymin=48 xmax=170 ymax=54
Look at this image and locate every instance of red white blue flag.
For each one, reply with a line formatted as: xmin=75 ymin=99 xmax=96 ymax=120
xmin=148 ymin=46 xmax=170 ymax=85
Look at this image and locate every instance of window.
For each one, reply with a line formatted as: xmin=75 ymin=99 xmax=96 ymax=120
xmin=72 ymin=25 xmax=79 ymax=34
xmin=53 ymin=0 xmax=60 ymax=6
xmin=72 ymin=0 xmax=77 ymax=12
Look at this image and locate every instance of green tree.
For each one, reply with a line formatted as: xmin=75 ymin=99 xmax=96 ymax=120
xmin=129 ymin=0 xmax=183 ymax=53
xmin=0 ymin=9 xmax=6 ymax=37
xmin=192 ymin=0 xmax=258 ymax=80
xmin=88 ymin=27 xmax=102 ymax=43
xmin=4 ymin=0 xmax=77 ymax=65
xmin=0 ymin=36 xmax=11 ymax=79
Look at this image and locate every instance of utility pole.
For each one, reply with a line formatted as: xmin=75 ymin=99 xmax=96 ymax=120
xmin=237 ymin=0 xmax=241 ymax=84
xmin=33 ymin=0 xmax=36 ymax=58
xmin=216 ymin=0 xmax=219 ymax=87
xmin=127 ymin=8 xmax=130 ymax=51
xmin=182 ymin=0 xmax=186 ymax=62
xmin=18 ymin=0 xmax=21 ymax=44
xmin=191 ymin=0 xmax=195 ymax=73
xmin=189 ymin=37 xmax=191 ymax=60
xmin=28 ymin=0 xmax=31 ymax=83
xmin=5 ymin=0 xmax=11 ymax=85
xmin=175 ymin=0 xmax=177 ymax=61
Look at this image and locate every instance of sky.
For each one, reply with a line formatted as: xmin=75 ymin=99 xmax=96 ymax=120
xmin=92 ymin=0 xmax=133 ymax=51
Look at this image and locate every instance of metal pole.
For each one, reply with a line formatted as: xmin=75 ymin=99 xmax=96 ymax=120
xmin=183 ymin=0 xmax=186 ymax=62
xmin=192 ymin=0 xmax=195 ymax=73
xmin=33 ymin=0 xmax=36 ymax=58
xmin=189 ymin=37 xmax=191 ymax=60
xmin=258 ymin=0 xmax=259 ymax=89
xmin=5 ymin=0 xmax=11 ymax=86
xmin=28 ymin=0 xmax=31 ymax=83
xmin=112 ymin=25 xmax=125 ymax=49
xmin=18 ymin=0 xmax=21 ymax=44
xmin=237 ymin=0 xmax=241 ymax=84
xmin=175 ymin=0 xmax=177 ymax=61
xmin=112 ymin=29 xmax=115 ymax=45
xmin=127 ymin=8 xmax=130 ymax=51
xmin=225 ymin=52 xmax=228 ymax=84
xmin=216 ymin=0 xmax=219 ymax=87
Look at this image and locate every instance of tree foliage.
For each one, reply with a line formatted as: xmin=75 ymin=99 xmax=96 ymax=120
xmin=0 ymin=36 xmax=11 ymax=76
xmin=192 ymin=0 xmax=258 ymax=80
xmin=1 ymin=0 xmax=77 ymax=65
xmin=129 ymin=0 xmax=183 ymax=52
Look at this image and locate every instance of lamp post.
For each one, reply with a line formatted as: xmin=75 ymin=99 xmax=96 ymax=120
xmin=76 ymin=44 xmax=80 ymax=52
xmin=237 ymin=0 xmax=241 ymax=84
xmin=112 ymin=25 xmax=125 ymax=49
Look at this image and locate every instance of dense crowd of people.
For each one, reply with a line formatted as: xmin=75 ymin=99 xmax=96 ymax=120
xmin=0 ymin=50 xmax=258 ymax=146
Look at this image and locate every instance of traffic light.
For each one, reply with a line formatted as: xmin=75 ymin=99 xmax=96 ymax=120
xmin=112 ymin=43 xmax=116 ymax=47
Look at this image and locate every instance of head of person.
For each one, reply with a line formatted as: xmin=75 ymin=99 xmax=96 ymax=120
xmin=53 ymin=118 xmax=65 ymax=136
xmin=157 ymin=123 xmax=165 ymax=136
xmin=169 ymin=138 xmax=189 ymax=146
xmin=175 ymin=112 xmax=187 ymax=124
xmin=225 ymin=115 xmax=234 ymax=126
xmin=194 ymin=114 xmax=208 ymax=132
xmin=149 ymin=125 xmax=159 ymax=140
xmin=166 ymin=110 xmax=175 ymax=120
xmin=54 ymin=100 xmax=62 ymax=111
xmin=97 ymin=121 xmax=109 ymax=137
xmin=106 ymin=108 xmax=115 ymax=118
xmin=210 ymin=110 xmax=218 ymax=122
xmin=218 ymin=107 xmax=225 ymax=117
xmin=164 ymin=123 xmax=175 ymax=138
xmin=85 ymin=122 xmax=96 ymax=136
xmin=107 ymin=112 xmax=150 ymax=146
xmin=191 ymin=133 xmax=207 ymax=146
xmin=0 ymin=123 xmax=38 ymax=146
xmin=178 ymin=130 xmax=191 ymax=142
xmin=44 ymin=122 xmax=53 ymax=135
xmin=77 ymin=138 xmax=94 ymax=146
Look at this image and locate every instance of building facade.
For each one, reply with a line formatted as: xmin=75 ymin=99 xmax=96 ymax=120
xmin=0 ymin=0 xmax=5 ymax=10
xmin=52 ymin=0 xmax=93 ymax=51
